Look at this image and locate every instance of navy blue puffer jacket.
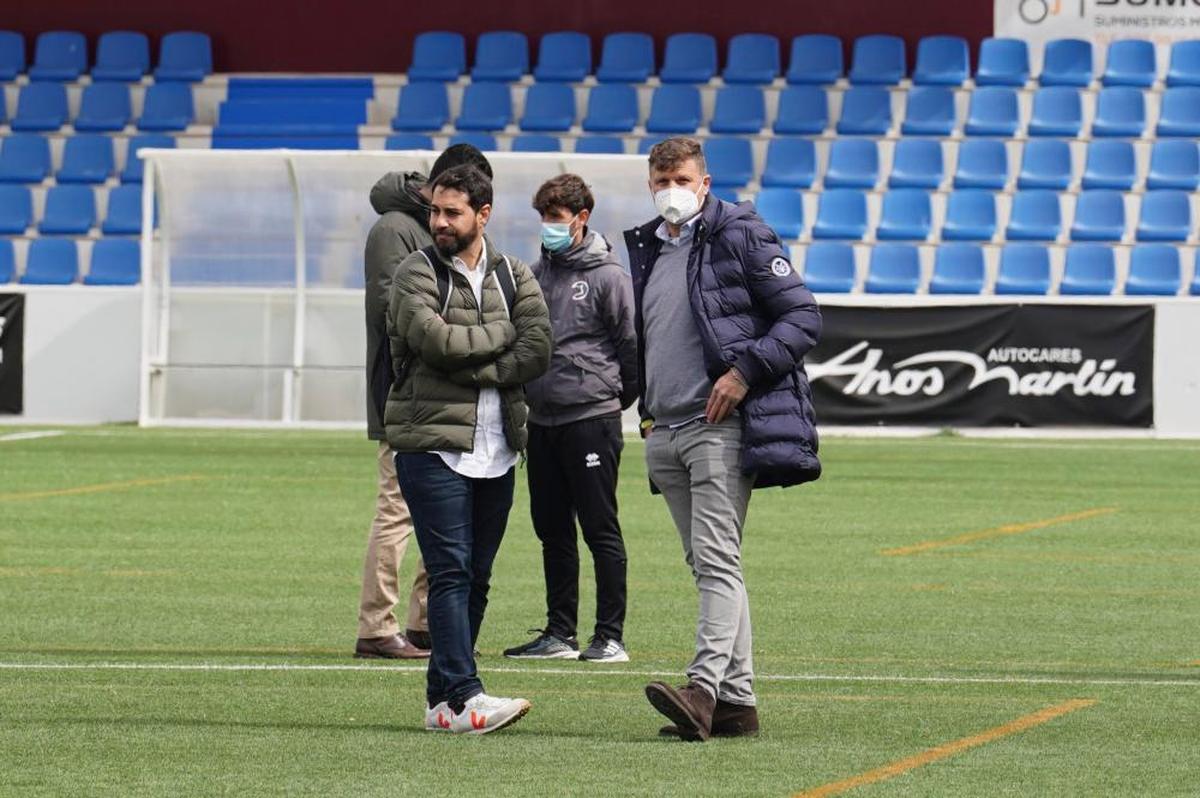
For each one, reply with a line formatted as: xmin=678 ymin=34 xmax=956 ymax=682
xmin=625 ymin=195 xmax=822 ymax=488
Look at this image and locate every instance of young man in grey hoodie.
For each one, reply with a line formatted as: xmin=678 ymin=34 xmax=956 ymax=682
xmin=357 ymin=144 xmax=492 ymax=660
xmin=503 ymin=174 xmax=639 ymax=663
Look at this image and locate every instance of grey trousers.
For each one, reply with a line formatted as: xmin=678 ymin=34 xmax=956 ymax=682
xmin=645 ymin=420 xmax=756 ymax=706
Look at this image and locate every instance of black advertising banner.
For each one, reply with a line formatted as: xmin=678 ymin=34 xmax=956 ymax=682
xmin=0 ymin=293 xmax=24 ymax=414
xmin=807 ymin=305 xmax=1154 ymax=427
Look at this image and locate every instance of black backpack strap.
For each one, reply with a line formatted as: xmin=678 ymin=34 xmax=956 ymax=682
xmin=417 ymin=245 xmax=452 ymax=316
xmin=495 ymin=255 xmax=517 ymax=318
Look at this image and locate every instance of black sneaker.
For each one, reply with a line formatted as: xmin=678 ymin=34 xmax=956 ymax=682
xmin=579 ymin=636 xmax=629 ymax=663
xmin=503 ymin=630 xmax=579 ymax=660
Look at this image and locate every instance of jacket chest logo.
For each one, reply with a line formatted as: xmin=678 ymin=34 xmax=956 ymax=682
xmin=571 ymin=280 xmax=590 ymax=301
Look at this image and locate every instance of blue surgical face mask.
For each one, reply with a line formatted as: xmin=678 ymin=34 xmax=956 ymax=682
xmin=540 ymin=218 xmax=576 ymax=253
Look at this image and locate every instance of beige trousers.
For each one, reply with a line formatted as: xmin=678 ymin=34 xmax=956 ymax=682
xmin=358 ymin=442 xmax=429 ymax=638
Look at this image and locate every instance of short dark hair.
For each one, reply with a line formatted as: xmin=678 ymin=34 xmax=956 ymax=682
xmin=430 ymin=143 xmax=493 ymax=182
xmin=648 ymin=137 xmax=706 ymax=175
xmin=430 ymin=164 xmax=493 ymax=211
xmin=532 ymin=173 xmax=594 ymax=216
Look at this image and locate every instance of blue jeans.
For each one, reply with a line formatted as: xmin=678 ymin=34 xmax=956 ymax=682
xmin=393 ymin=452 xmax=515 ymax=706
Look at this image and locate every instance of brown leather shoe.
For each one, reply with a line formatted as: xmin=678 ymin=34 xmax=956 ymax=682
xmin=645 ymin=681 xmax=715 ymax=741
xmin=659 ymin=699 xmax=759 ymax=738
xmin=405 ymin=628 xmax=432 ymax=650
xmin=354 ymin=634 xmax=430 ymax=660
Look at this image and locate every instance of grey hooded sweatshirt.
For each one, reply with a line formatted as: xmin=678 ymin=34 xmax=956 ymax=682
xmin=525 ymin=230 xmax=638 ymax=427
xmin=364 ymin=171 xmax=433 ymax=440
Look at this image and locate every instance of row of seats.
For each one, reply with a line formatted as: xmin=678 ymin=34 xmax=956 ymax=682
xmin=0 ymin=31 xmax=212 ymax=82
xmin=2 ymin=82 xmax=195 ymax=131
xmin=0 ymin=183 xmax=147 ymax=235
xmin=408 ymin=31 xmax=1200 ymax=88
xmin=801 ymin=241 xmax=1199 ymax=295
xmin=0 ymin=133 xmax=172 ymax=183
xmin=0 ymin=237 xmax=139 ymax=285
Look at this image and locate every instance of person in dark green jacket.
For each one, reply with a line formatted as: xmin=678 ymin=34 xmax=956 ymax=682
xmin=385 ymin=164 xmax=551 ymax=734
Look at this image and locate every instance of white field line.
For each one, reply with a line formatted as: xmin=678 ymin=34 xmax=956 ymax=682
xmin=0 ymin=661 xmax=1196 ymax=688
xmin=0 ymin=430 xmax=64 ymax=443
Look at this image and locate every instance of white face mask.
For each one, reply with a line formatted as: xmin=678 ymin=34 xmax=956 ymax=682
xmin=654 ymin=186 xmax=704 ymax=225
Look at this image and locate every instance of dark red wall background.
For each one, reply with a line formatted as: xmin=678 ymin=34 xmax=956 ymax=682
xmin=7 ymin=0 xmax=992 ymax=73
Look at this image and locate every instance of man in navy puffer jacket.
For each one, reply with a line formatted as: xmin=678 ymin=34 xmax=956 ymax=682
xmin=626 ymin=137 xmax=821 ymax=742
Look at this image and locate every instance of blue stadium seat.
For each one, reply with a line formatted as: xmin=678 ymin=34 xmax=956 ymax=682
xmin=773 ymin=86 xmax=828 ymax=135
xmin=1125 ymin=245 xmax=1181 ymax=295
xmin=901 ymin=87 xmax=956 ymax=136
xmin=1060 ymin=244 xmax=1116 ymax=295
xmin=138 ymin=83 xmax=194 ymax=131
xmin=407 ymin=32 xmax=466 ymax=82
xmin=812 ymin=190 xmax=868 ymax=239
xmin=0 ymin=31 xmax=25 ymax=81
xmin=471 ymin=31 xmax=529 ymax=82
xmin=1081 ymin=140 xmax=1136 ymax=191
xmin=92 ymin=31 xmax=149 ymax=81
xmin=723 ymin=34 xmax=780 ymax=85
xmin=913 ymin=35 xmax=969 ymax=85
xmin=1091 ymin=87 xmax=1146 ymax=138
xmin=84 ymin=238 xmax=140 ymax=286
xmin=824 ymin=139 xmax=878 ymax=188
xmin=889 ymin=139 xmax=943 ymax=189
xmin=448 ymin=133 xmax=497 ymax=151
xmin=710 ymin=86 xmax=765 ymax=134
xmin=575 ymin=136 xmax=624 ymax=154
xmin=930 ymin=244 xmax=985 ymax=294
xmin=876 ymin=189 xmax=932 ymax=241
xmin=1070 ymin=190 xmax=1126 ymax=242
xmin=39 ymin=185 xmax=96 ymax=234
xmin=755 ymin=188 xmax=804 ymax=239
xmin=20 ymin=238 xmax=78 ymax=285
xmin=1040 ymin=39 xmax=1093 ymax=86
xmin=456 ymin=83 xmax=513 ymax=131
xmin=57 ymin=135 xmax=115 ymax=184
xmin=29 ymin=31 xmax=87 ymax=81
xmin=711 ymin=188 xmax=740 ymax=203
xmin=534 ymin=32 xmax=591 ymax=82
xmin=803 ymin=241 xmax=856 ymax=292
xmin=1006 ymin=191 xmax=1062 ymax=241
xmin=1147 ymin=140 xmax=1199 ymax=190
xmin=1155 ymin=87 xmax=1200 ymax=136
xmin=964 ymin=87 xmax=1019 ymax=136
xmin=11 ymin=83 xmax=68 ymax=131
xmin=1027 ymin=87 xmax=1082 ymax=137
xmin=953 ymin=139 xmax=1009 ymax=189
xmin=121 ymin=134 xmax=174 ymax=183
xmin=1166 ymin=40 xmax=1200 ymax=87
xmin=582 ymin=84 xmax=638 ymax=133
xmin=385 ymin=134 xmax=435 ymax=150
xmin=1102 ymin=39 xmax=1155 ymax=88
xmin=1135 ymin=191 xmax=1191 ymax=242
xmin=660 ymin=33 xmax=717 ymax=83
xmin=519 ymin=83 xmax=576 ymax=132
xmin=0 ymin=240 xmax=13 ymax=284
xmin=865 ymin=244 xmax=921 ymax=293
xmin=154 ymin=32 xmax=212 ymax=81
xmin=1018 ymin=139 xmax=1073 ymax=190
xmin=836 ymin=87 xmax=892 ymax=135
xmin=75 ymin=83 xmax=133 ymax=132
xmin=511 ymin=134 xmax=561 ymax=152
xmin=705 ymin=138 xmax=755 ymax=189
xmin=761 ymin=138 xmax=816 ymax=189
xmin=975 ymin=37 xmax=1029 ymax=86
xmin=596 ymin=32 xmax=655 ymax=83
xmin=637 ymin=136 xmax=667 ymax=155
xmin=1194 ymin=256 xmax=1200 ymax=295
xmin=786 ymin=34 xmax=843 ymax=85
xmin=391 ymin=82 xmax=449 ymax=131
xmin=645 ymin=85 xmax=701 ymax=133
xmin=214 ymin=98 xmax=364 ymax=147
xmin=849 ymin=34 xmax=905 ymax=85
xmin=941 ymin=190 xmax=996 ymax=241
xmin=0 ymin=185 xmax=33 ymax=234
xmin=996 ymin=244 xmax=1051 ymax=294
xmin=0 ymin=134 xmax=52 ymax=184
xmin=101 ymin=184 xmax=144 ymax=234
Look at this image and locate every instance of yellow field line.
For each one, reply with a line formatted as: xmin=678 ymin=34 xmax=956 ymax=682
xmin=881 ymin=508 xmax=1117 ymax=557
xmin=0 ymin=475 xmax=207 ymax=503
xmin=793 ymin=698 xmax=1098 ymax=798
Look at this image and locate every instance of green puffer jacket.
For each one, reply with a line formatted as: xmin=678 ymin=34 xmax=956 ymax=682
xmin=384 ymin=235 xmax=552 ymax=454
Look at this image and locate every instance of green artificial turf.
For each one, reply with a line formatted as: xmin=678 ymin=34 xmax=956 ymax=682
xmin=0 ymin=428 xmax=1197 ymax=796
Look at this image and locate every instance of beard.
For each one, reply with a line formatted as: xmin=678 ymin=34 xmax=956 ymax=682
xmin=434 ymin=223 xmax=479 ymax=259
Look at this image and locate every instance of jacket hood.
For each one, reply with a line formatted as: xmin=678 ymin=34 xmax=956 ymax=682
xmin=370 ymin=171 xmax=430 ymax=219
xmin=544 ymin=230 xmax=619 ymax=271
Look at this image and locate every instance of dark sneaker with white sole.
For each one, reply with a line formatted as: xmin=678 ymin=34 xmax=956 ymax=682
xmin=579 ymin=636 xmax=629 ymax=663
xmin=503 ymin=630 xmax=579 ymax=659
